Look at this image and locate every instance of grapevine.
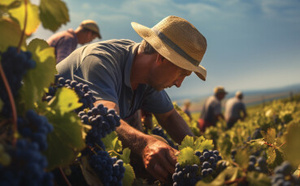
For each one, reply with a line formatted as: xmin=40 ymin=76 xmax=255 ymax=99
xmin=1 ymin=0 xmax=300 ymax=186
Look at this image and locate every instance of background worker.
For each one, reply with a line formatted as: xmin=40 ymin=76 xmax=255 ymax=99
xmin=47 ymin=19 xmax=101 ymax=64
xmin=224 ymin=91 xmax=247 ymax=129
xmin=56 ymin=15 xmax=207 ymax=183
xmin=183 ymin=99 xmax=192 ymax=122
xmin=198 ymin=86 xmax=227 ymax=132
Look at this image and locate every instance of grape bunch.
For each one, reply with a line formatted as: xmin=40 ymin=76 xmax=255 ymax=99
xmin=195 ymin=149 xmax=223 ymax=177
xmin=152 ymin=126 xmax=178 ymax=149
xmin=247 ymin=155 xmax=268 ymax=174
xmin=0 ymin=47 xmax=36 ymax=116
xmin=79 ymin=104 xmax=121 ymax=152
xmin=0 ymin=139 xmax=53 ymax=186
xmin=271 ymin=161 xmax=300 ymax=186
xmin=18 ymin=110 xmax=54 ymax=151
xmin=0 ymin=109 xmax=54 ymax=185
xmin=111 ymin=157 xmax=126 ymax=186
xmin=44 ymin=76 xmax=96 ymax=112
xmin=172 ymin=149 xmax=224 ymax=186
xmin=88 ymin=149 xmax=125 ymax=186
xmin=172 ymin=163 xmax=202 ymax=185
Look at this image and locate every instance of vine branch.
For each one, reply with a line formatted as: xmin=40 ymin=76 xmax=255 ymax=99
xmin=0 ymin=63 xmax=17 ymax=145
xmin=17 ymin=0 xmax=28 ymax=52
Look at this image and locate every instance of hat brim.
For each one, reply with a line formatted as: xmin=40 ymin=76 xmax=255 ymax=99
xmin=131 ymin=22 xmax=207 ymax=81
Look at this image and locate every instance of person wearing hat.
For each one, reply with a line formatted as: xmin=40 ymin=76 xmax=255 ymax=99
xmin=47 ymin=19 xmax=101 ymax=64
xmin=198 ymin=86 xmax=227 ymax=132
xmin=183 ymin=99 xmax=192 ymax=122
xmin=224 ymin=91 xmax=247 ymax=129
xmin=56 ymin=15 xmax=207 ymax=183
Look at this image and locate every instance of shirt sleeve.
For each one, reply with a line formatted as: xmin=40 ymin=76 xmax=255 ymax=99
xmin=79 ymin=54 xmax=120 ymax=105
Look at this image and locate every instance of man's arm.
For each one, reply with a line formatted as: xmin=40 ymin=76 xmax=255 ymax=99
xmin=94 ymin=100 xmax=178 ymax=183
xmin=154 ymin=108 xmax=194 ymax=144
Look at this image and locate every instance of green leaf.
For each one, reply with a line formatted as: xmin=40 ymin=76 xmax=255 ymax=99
xmin=196 ymin=167 xmax=239 ymax=186
xmin=284 ymin=121 xmax=300 ymax=166
xmin=179 ymin=135 xmax=195 ymax=151
xmin=261 ymin=128 xmax=276 ymax=144
xmin=234 ymin=148 xmax=250 ymax=170
xmin=39 ymin=0 xmax=69 ymax=32
xmin=80 ymin=156 xmax=103 ymax=186
xmin=7 ymin=0 xmax=21 ymax=9
xmin=0 ymin=18 xmax=26 ymax=52
xmin=49 ymin=88 xmax=82 ymax=115
xmin=194 ymin=136 xmax=214 ymax=152
xmin=218 ymin=134 xmax=232 ymax=159
xmin=0 ymin=0 xmax=15 ymax=6
xmin=246 ymin=171 xmax=271 ymax=186
xmin=266 ymin=148 xmax=284 ymax=169
xmin=178 ymin=147 xmax=200 ymax=166
xmin=119 ymin=148 xmax=131 ymax=164
xmin=44 ymin=111 xmax=85 ymax=170
xmin=8 ymin=0 xmax=40 ymax=36
xmin=19 ymin=38 xmax=56 ymax=111
xmin=123 ymin=163 xmax=135 ymax=186
xmin=102 ymin=132 xmax=122 ymax=153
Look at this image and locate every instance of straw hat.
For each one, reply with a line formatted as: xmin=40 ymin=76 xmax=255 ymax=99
xmin=131 ymin=15 xmax=207 ymax=81
xmin=80 ymin=20 xmax=102 ymax=39
xmin=214 ymin=86 xmax=228 ymax=95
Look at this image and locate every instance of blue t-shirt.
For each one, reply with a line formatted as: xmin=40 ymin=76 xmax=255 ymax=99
xmin=56 ymin=39 xmax=173 ymax=119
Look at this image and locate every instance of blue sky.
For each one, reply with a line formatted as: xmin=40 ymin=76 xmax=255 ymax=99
xmin=32 ymin=0 xmax=300 ymax=100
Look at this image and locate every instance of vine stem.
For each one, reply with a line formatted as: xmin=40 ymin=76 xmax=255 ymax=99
xmin=17 ymin=0 xmax=28 ymax=52
xmin=0 ymin=63 xmax=18 ymax=145
xmin=59 ymin=167 xmax=72 ymax=186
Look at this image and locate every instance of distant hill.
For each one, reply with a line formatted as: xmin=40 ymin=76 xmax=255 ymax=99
xmin=175 ymin=83 xmax=300 ymax=113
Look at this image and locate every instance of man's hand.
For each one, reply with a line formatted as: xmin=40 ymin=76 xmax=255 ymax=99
xmin=142 ymin=138 xmax=179 ymax=183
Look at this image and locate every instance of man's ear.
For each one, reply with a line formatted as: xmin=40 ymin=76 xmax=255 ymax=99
xmin=156 ymin=54 xmax=165 ymax=64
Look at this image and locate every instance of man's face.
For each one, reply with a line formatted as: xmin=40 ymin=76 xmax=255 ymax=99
xmin=84 ymin=31 xmax=98 ymax=44
xmin=150 ymin=55 xmax=192 ymax=91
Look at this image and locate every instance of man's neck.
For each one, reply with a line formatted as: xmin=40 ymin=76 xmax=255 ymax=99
xmin=130 ymin=48 xmax=156 ymax=90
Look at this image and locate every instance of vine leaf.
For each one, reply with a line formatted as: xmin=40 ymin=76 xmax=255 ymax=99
xmin=19 ymin=38 xmax=56 ymax=111
xmin=266 ymin=148 xmax=284 ymax=169
xmin=49 ymin=88 xmax=82 ymax=115
xmin=102 ymin=132 xmax=122 ymax=153
xmin=0 ymin=18 xmax=26 ymax=52
xmin=119 ymin=148 xmax=131 ymax=164
xmin=80 ymin=156 xmax=103 ymax=186
xmin=246 ymin=171 xmax=271 ymax=186
xmin=39 ymin=0 xmax=69 ymax=32
xmin=178 ymin=147 xmax=200 ymax=166
xmin=8 ymin=0 xmax=40 ymax=36
xmin=284 ymin=121 xmax=300 ymax=166
xmin=194 ymin=136 xmax=214 ymax=152
xmin=178 ymin=135 xmax=194 ymax=151
xmin=234 ymin=148 xmax=250 ymax=170
xmin=123 ymin=163 xmax=135 ymax=186
xmin=196 ymin=167 xmax=239 ymax=186
xmin=261 ymin=128 xmax=276 ymax=144
xmin=44 ymin=110 xmax=85 ymax=170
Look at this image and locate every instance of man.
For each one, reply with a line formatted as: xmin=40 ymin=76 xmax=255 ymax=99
xmin=47 ymin=19 xmax=101 ymax=63
xmin=56 ymin=15 xmax=207 ymax=183
xmin=224 ymin=91 xmax=247 ymax=129
xmin=183 ymin=99 xmax=192 ymax=122
xmin=198 ymin=86 xmax=227 ymax=132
